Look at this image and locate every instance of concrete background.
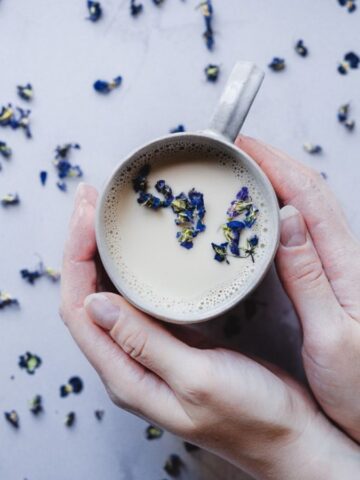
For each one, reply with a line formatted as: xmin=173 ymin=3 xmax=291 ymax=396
xmin=0 ymin=1 xmax=359 ymax=479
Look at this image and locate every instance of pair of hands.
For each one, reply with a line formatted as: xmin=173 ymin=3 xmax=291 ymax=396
xmin=60 ymin=136 xmax=360 ymax=480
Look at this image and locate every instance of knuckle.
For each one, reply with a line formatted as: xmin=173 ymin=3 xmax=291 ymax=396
xmin=287 ymin=257 xmax=324 ymax=289
xmin=180 ymin=359 xmax=213 ymax=405
xmin=112 ymin=318 xmax=149 ymax=362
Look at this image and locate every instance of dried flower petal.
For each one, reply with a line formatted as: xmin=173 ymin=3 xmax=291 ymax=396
xmin=338 ymin=52 xmax=360 ymax=74
xmin=222 ymin=220 xmax=245 ymax=256
xmin=268 ymin=57 xmax=285 ymax=71
xmin=53 ymin=143 xmax=82 ymax=191
xmin=170 ymin=125 xmax=185 ymax=133
xmin=146 ymin=424 xmax=163 ymax=440
xmin=164 ymin=454 xmax=183 ymax=477
xmin=65 ymin=412 xmax=76 ymax=427
xmin=87 ymin=1 xmax=102 ymax=21
xmin=205 ymin=64 xmax=220 ymax=82
xmin=40 ymin=170 xmax=48 ymax=186
xmin=338 ymin=0 xmax=357 ymax=13
xmin=338 ymin=103 xmax=356 ymax=130
xmin=29 ymin=395 xmax=43 ymax=415
xmin=197 ymin=1 xmax=214 ymax=51
xmin=60 ymin=376 xmax=84 ymax=397
xmin=130 ymin=0 xmax=143 ymax=16
xmin=0 ymin=291 xmax=19 ymax=309
xmin=93 ymin=76 xmax=122 ymax=94
xmin=132 ymin=164 xmax=150 ymax=192
xmin=95 ymin=410 xmax=105 ymax=420
xmin=303 ymin=143 xmax=322 ymax=154
xmin=18 ymin=352 xmax=42 ymax=374
xmin=17 ymin=84 xmax=33 ymax=101
xmin=295 ymin=39 xmax=308 ymax=57
xmin=20 ymin=268 xmax=42 ymax=285
xmin=211 ymin=242 xmax=229 ymax=263
xmin=0 ymin=141 xmax=12 ymax=158
xmin=1 ymin=193 xmax=20 ymax=206
xmin=4 ymin=410 xmax=19 ymax=428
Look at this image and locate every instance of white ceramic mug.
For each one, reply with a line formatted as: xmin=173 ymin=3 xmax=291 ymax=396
xmin=96 ymin=61 xmax=280 ymax=324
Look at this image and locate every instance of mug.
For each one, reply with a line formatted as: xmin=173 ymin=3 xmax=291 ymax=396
xmin=96 ymin=61 xmax=280 ymax=324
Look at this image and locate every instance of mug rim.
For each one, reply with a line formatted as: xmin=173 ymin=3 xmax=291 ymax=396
xmin=95 ymin=131 xmax=280 ymax=324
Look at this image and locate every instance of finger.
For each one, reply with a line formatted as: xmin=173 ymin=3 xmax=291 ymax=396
xmin=61 ymin=187 xmax=188 ymax=429
xmin=236 ymin=135 xmax=360 ymax=313
xmin=276 ymin=205 xmax=343 ymax=338
xmin=84 ymin=292 xmax=203 ymax=391
xmin=61 ymin=184 xmax=98 ymax=312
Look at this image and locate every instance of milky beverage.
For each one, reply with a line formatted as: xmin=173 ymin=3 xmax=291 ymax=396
xmin=103 ymin=141 xmax=271 ymax=318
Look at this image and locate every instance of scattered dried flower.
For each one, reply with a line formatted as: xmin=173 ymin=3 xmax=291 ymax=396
xmin=4 ymin=410 xmax=19 ymax=428
xmin=268 ymin=57 xmax=286 ymax=71
xmin=1 ymin=193 xmax=20 ymax=206
xmin=87 ymin=1 xmax=102 ymax=21
xmin=17 ymin=84 xmax=33 ymax=101
xmin=205 ymin=64 xmax=220 ymax=82
xmin=65 ymin=412 xmax=76 ymax=427
xmin=29 ymin=395 xmax=43 ymax=415
xmin=338 ymin=52 xmax=360 ymax=74
xmin=295 ymin=39 xmax=308 ymax=57
xmin=0 ymin=291 xmax=19 ymax=309
xmin=93 ymin=76 xmax=122 ymax=94
xmin=303 ymin=143 xmax=323 ymax=154
xmin=146 ymin=424 xmax=163 ymax=440
xmin=18 ymin=352 xmax=42 ymax=374
xmin=60 ymin=376 xmax=84 ymax=397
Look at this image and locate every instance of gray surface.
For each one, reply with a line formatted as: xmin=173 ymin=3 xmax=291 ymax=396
xmin=0 ymin=1 xmax=359 ymax=479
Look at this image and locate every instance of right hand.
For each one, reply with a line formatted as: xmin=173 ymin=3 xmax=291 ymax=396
xmin=237 ymin=135 xmax=360 ymax=444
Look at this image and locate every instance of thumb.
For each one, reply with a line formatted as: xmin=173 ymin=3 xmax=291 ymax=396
xmin=84 ymin=292 xmax=199 ymax=390
xmin=276 ymin=205 xmax=341 ymax=337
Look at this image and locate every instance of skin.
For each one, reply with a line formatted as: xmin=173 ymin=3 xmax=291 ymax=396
xmin=60 ymin=136 xmax=360 ymax=480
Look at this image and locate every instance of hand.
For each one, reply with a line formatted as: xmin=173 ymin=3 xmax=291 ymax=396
xmin=237 ymin=135 xmax=360 ymax=443
xmin=60 ymin=183 xmax=360 ymax=480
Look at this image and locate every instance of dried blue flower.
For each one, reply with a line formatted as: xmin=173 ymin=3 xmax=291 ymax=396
xmin=60 ymin=376 xmax=84 ymax=397
xmin=152 ymin=0 xmax=165 ymax=5
xmin=29 ymin=395 xmax=43 ymax=415
xmin=338 ymin=0 xmax=357 ymax=12
xmin=205 ymin=64 xmax=220 ymax=82
xmin=226 ymin=198 xmax=252 ymax=219
xmin=164 ymin=454 xmax=184 ymax=477
xmin=137 ymin=191 xmax=162 ymax=209
xmin=1 ymin=193 xmax=20 ymax=206
xmin=236 ymin=186 xmax=249 ymax=201
xmin=87 ymin=1 xmax=102 ymax=21
xmin=20 ymin=260 xmax=60 ymax=285
xmin=176 ymin=228 xmax=196 ymax=249
xmin=0 ymin=105 xmax=32 ymax=138
xmin=132 ymin=165 xmax=149 ymax=194
xmin=155 ymin=179 xmax=174 ymax=206
xmin=65 ymin=412 xmax=76 ymax=427
xmin=170 ymin=125 xmax=186 ymax=133
xmin=212 ymin=242 xmax=229 ymax=263
xmin=0 ymin=104 xmax=13 ymax=126
xmin=338 ymin=103 xmax=356 ymax=130
xmin=338 ymin=52 xmax=360 ymax=74
xmin=53 ymin=143 xmax=82 ymax=191
xmin=4 ymin=410 xmax=19 ymax=428
xmin=40 ymin=170 xmax=48 ymax=186
xmin=130 ymin=0 xmax=143 ymax=16
xmin=295 ymin=39 xmax=308 ymax=57
xmin=146 ymin=424 xmax=163 ymax=440
xmin=0 ymin=291 xmax=19 ymax=309
xmin=18 ymin=352 xmax=42 ymax=374
xmin=17 ymin=83 xmax=33 ymax=101
xmin=303 ymin=143 xmax=322 ymax=154
xmin=242 ymin=235 xmax=259 ymax=263
xmin=20 ymin=269 xmax=42 ymax=285
xmin=93 ymin=76 xmax=122 ymax=94
xmin=95 ymin=410 xmax=105 ymax=420
xmin=197 ymin=1 xmax=214 ymax=50
xmin=56 ymin=180 xmax=67 ymax=192
xmin=0 ymin=140 xmax=12 ymax=158
xmin=268 ymin=57 xmax=286 ymax=72
xmin=222 ymin=220 xmax=245 ymax=256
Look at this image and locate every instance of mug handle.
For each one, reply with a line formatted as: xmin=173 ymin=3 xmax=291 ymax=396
xmin=205 ymin=61 xmax=264 ymax=143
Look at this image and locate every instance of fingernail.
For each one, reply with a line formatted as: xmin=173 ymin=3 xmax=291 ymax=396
xmin=84 ymin=293 xmax=120 ymax=330
xmin=75 ymin=182 xmax=87 ymax=201
xmin=280 ymin=205 xmax=307 ymax=247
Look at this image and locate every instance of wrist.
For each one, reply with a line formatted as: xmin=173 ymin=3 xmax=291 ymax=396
xmin=259 ymin=411 xmax=360 ymax=480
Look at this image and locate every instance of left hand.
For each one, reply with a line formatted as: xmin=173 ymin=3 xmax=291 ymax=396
xmin=59 ymin=183 xmax=360 ymax=480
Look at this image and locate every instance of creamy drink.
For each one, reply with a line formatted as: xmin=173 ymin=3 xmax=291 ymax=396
xmin=102 ymin=139 xmax=272 ymax=319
